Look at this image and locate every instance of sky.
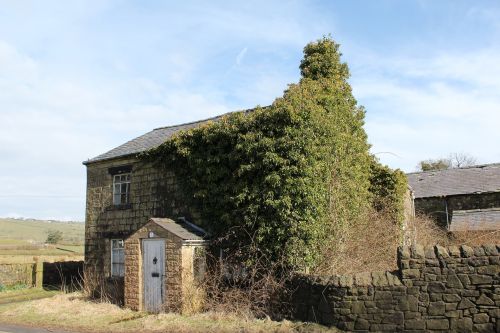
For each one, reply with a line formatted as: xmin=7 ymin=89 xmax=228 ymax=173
xmin=1 ymin=0 xmax=499 ymax=221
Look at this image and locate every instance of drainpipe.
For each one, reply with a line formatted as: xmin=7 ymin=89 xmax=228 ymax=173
xmin=444 ymin=198 xmax=450 ymax=230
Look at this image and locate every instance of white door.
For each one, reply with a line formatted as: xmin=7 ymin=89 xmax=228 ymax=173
xmin=142 ymin=239 xmax=165 ymax=312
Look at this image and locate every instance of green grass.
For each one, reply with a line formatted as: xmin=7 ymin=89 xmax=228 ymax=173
xmin=0 ymin=218 xmax=84 ymax=244
xmin=0 ymin=293 xmax=339 ymax=333
xmin=0 ymin=288 xmax=59 ymax=305
xmin=0 ymin=218 xmax=84 ymax=258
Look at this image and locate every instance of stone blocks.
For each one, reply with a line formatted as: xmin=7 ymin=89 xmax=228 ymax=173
xmin=291 ymin=244 xmax=500 ymax=332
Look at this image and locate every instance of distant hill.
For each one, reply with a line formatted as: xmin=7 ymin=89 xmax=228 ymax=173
xmin=0 ymin=218 xmax=84 ymax=245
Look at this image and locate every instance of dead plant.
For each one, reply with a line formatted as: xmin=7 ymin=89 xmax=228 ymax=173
xmin=313 ymin=206 xmax=401 ymax=275
xmin=78 ymin=266 xmax=116 ymax=303
xmin=313 ymin=208 xmax=500 ymax=276
xmin=201 ymin=229 xmax=293 ymax=320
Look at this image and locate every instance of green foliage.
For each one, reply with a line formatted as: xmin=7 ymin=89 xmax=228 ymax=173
xmin=369 ymin=160 xmax=408 ymax=225
xmin=0 ymin=283 xmax=28 ymax=292
xmin=418 ymin=158 xmax=451 ymax=171
xmin=46 ymin=230 xmax=63 ymax=244
xmin=143 ymin=36 xmax=401 ymax=269
xmin=418 ymin=153 xmax=478 ymax=171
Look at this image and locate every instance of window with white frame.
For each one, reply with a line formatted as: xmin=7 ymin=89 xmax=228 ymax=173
xmin=113 ymin=173 xmax=130 ymax=205
xmin=111 ymin=239 xmax=125 ymax=277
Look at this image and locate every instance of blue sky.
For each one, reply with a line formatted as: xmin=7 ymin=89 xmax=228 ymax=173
xmin=1 ymin=0 xmax=499 ymax=221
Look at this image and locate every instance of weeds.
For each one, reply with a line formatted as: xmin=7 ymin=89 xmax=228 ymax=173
xmin=78 ymin=267 xmax=119 ymax=304
xmin=312 ymin=206 xmax=500 ymax=276
xmin=198 ymin=230 xmax=293 ymax=320
xmin=1 ymin=283 xmax=29 ymax=292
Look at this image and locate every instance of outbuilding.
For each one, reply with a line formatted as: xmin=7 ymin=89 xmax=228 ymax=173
xmin=407 ymin=163 xmax=500 ymax=231
xmin=124 ymin=217 xmax=209 ymax=312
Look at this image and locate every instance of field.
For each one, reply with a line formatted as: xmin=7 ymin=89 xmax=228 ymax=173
xmin=0 ymin=218 xmax=84 ymax=262
xmin=0 ymin=218 xmax=84 ymax=243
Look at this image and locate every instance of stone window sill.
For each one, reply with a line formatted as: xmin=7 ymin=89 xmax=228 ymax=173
xmin=106 ymin=204 xmax=132 ymax=211
xmin=107 ymin=276 xmax=124 ymax=282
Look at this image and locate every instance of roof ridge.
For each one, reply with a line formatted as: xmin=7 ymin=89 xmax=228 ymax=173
xmin=454 ymin=207 xmax=500 ymax=213
xmin=407 ymin=162 xmax=500 ymax=175
xmin=152 ymin=106 xmax=264 ymax=131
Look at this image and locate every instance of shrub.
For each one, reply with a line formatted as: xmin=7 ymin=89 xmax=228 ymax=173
xmin=142 ymin=36 xmax=403 ymax=270
xmin=369 ymin=160 xmax=408 ymax=225
xmin=46 ymin=230 xmax=63 ymax=244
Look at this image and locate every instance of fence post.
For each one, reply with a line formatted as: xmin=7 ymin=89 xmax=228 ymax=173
xmin=35 ymin=260 xmax=44 ymax=288
xmin=25 ymin=264 xmax=33 ymax=286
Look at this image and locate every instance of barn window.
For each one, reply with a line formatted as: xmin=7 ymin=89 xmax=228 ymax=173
xmin=113 ymin=173 xmax=130 ymax=205
xmin=111 ymin=239 xmax=125 ymax=277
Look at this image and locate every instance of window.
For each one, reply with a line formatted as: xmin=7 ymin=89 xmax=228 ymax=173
xmin=113 ymin=173 xmax=130 ymax=205
xmin=111 ymin=239 xmax=125 ymax=277
xmin=193 ymin=247 xmax=206 ymax=283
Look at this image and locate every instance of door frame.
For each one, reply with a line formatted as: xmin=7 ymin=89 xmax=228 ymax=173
xmin=142 ymin=238 xmax=165 ymax=312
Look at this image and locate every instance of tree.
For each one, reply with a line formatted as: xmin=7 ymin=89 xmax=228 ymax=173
xmin=46 ymin=229 xmax=63 ymax=244
xmin=418 ymin=159 xmax=451 ymax=171
xmin=417 ymin=152 xmax=477 ymax=171
xmin=449 ymin=152 xmax=477 ymax=168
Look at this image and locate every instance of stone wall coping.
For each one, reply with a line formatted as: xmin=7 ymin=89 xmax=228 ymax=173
xmin=294 ymin=244 xmax=500 ymax=290
xmin=294 ymin=270 xmax=402 ymax=288
xmin=398 ymin=244 xmax=500 ymax=260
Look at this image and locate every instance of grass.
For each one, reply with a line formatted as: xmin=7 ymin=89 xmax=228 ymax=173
xmin=0 ymin=217 xmax=84 ymax=260
xmin=0 ymin=292 xmax=339 ymax=333
xmin=0 ymin=288 xmax=59 ymax=305
xmin=0 ymin=218 xmax=84 ymax=244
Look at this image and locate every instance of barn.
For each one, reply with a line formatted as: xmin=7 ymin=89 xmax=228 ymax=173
xmin=407 ymin=163 xmax=500 ymax=231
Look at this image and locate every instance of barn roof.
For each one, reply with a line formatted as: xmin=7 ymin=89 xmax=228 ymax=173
xmin=149 ymin=217 xmax=208 ymax=241
xmin=407 ymin=163 xmax=500 ymax=199
xmin=449 ymin=208 xmax=500 ymax=232
xmin=83 ymin=108 xmax=257 ymax=165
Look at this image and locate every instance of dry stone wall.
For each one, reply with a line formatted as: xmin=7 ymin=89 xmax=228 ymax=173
xmin=291 ymin=244 xmax=500 ymax=332
xmin=0 ymin=263 xmax=34 ymax=286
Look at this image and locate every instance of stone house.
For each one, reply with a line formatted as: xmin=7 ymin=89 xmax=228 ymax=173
xmin=83 ymin=116 xmax=221 ymax=310
xmin=407 ymin=163 xmax=500 ymax=231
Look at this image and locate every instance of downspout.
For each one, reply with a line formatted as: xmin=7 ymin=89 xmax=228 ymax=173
xmin=444 ymin=198 xmax=449 ymax=230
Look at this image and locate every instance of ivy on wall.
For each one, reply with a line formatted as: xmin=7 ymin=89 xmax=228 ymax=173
xmin=142 ymin=36 xmax=407 ymax=269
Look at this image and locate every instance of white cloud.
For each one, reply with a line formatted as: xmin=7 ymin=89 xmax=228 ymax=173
xmin=351 ymin=46 xmax=500 ymax=172
xmin=0 ymin=40 xmax=233 ymax=220
xmin=236 ymin=47 xmax=248 ymax=65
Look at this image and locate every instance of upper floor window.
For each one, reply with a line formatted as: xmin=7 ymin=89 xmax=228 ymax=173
xmin=113 ymin=173 xmax=130 ymax=205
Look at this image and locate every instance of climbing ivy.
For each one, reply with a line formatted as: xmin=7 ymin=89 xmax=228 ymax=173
xmin=142 ymin=36 xmax=405 ymax=269
xmin=369 ymin=159 xmax=408 ymax=226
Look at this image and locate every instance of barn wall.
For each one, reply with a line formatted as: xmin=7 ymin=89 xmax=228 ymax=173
xmin=414 ymin=192 xmax=500 ymax=228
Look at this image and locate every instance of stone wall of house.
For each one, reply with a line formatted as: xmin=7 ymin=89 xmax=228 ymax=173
xmin=290 ymin=244 xmax=500 ymax=332
xmin=85 ymin=157 xmax=199 ymax=300
xmin=124 ymin=238 xmax=141 ymax=310
xmin=415 ymin=192 xmax=500 ymax=228
xmin=124 ymin=222 xmax=185 ymax=312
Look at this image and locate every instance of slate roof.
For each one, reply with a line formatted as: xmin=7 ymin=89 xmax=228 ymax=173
xmin=407 ymin=163 xmax=500 ymax=199
xmin=450 ymin=208 xmax=500 ymax=232
xmin=149 ymin=217 xmax=208 ymax=241
xmin=83 ymin=108 xmax=258 ymax=165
